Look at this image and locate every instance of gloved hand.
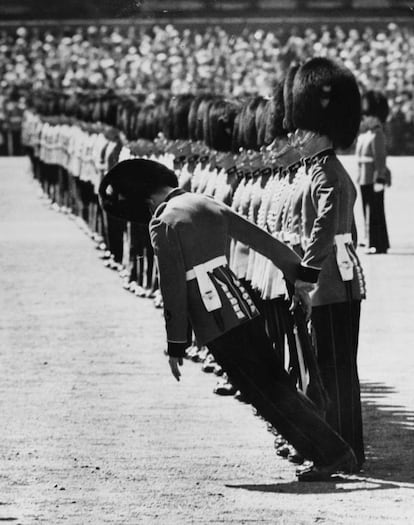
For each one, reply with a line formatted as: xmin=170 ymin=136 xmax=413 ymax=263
xmin=290 ymin=279 xmax=315 ymax=321
xmin=168 ymin=356 xmax=184 ymax=381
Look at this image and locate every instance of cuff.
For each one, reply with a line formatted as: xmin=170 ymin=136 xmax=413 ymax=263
xmin=167 ymin=341 xmax=189 ymax=358
xmin=297 ymin=264 xmax=320 ymax=283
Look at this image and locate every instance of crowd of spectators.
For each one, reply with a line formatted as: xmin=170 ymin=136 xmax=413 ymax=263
xmin=1 ymin=22 xmax=413 ymax=154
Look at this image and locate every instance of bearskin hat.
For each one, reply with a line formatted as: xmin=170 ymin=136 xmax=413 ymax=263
xmin=231 ymin=109 xmax=243 ymax=153
xmin=264 ymin=80 xmax=288 ymax=145
xmin=154 ymin=96 xmax=170 ymax=138
xmin=283 ymin=64 xmax=300 ymax=134
xmin=168 ymin=94 xmax=194 ymax=140
xmin=196 ymin=96 xmax=215 ymax=143
xmin=255 ymin=97 xmax=270 ymax=148
xmin=99 ymin=159 xmax=178 ymax=224
xmin=188 ymin=95 xmax=205 ymax=141
xmin=239 ymin=96 xmax=265 ymax=151
xmin=144 ymin=104 xmax=159 ymax=141
xmin=206 ymin=98 xmax=241 ymax=152
xmin=135 ymin=103 xmax=150 ymax=140
xmin=361 ymin=90 xmax=389 ymax=124
xmin=292 ymin=57 xmax=361 ymax=149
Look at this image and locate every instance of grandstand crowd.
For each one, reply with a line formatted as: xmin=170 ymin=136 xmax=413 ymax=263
xmin=0 ymin=21 xmax=413 ymax=154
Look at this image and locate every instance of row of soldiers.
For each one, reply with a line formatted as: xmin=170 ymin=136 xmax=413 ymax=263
xmin=22 ymin=58 xmax=367 ymax=471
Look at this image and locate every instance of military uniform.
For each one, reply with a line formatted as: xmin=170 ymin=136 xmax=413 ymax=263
xmin=150 ymin=187 xmax=353 ymax=467
xmin=355 ymin=120 xmax=390 ymax=253
xmin=299 ymin=148 xmax=366 ymax=467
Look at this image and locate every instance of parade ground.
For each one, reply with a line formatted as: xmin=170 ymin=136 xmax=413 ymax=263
xmin=1 ymin=156 xmax=413 ymax=524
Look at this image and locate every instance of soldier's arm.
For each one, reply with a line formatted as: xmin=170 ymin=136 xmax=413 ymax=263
xmin=150 ymin=218 xmax=190 ymax=359
xmin=222 ymin=204 xmax=301 ymax=284
xmin=299 ymin=166 xmax=340 ymax=282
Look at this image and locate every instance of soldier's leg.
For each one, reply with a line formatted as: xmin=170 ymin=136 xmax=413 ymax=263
xmin=208 ymin=316 xmax=353 ymax=468
xmin=312 ymin=300 xmax=365 ymax=468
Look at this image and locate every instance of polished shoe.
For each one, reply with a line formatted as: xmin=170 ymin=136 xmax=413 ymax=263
xmin=119 ymin=268 xmax=130 ymax=279
xmin=134 ymin=285 xmax=146 ymax=297
xmin=234 ymin=390 xmax=249 ymax=403
xmin=213 ymin=379 xmax=237 ymax=396
xmin=297 ymin=450 xmax=357 ymax=482
xmin=122 ymin=278 xmax=131 ymax=290
xmin=128 ymin=281 xmax=139 ymax=294
xmin=212 ymin=364 xmax=223 ymax=376
xmin=275 ymin=444 xmax=290 ymax=458
xmin=99 ymin=250 xmax=112 ymax=260
xmin=190 ymin=348 xmax=205 ymax=363
xmin=201 ymin=355 xmax=217 ymax=373
xmin=288 ymin=448 xmax=304 ymax=465
xmin=271 ymin=431 xmax=285 ymax=443
xmin=153 ymin=292 xmax=163 ymax=309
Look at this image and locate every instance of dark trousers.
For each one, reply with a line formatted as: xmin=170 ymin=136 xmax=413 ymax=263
xmin=104 ymin=213 xmax=126 ymax=264
xmin=207 ymin=317 xmax=351 ymax=466
xmin=360 ymin=184 xmax=390 ymax=253
xmin=312 ymin=300 xmax=365 ymax=467
xmin=129 ymin=223 xmax=154 ymax=287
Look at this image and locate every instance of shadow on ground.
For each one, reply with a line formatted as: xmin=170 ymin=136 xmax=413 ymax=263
xmin=360 ymin=381 xmax=414 ymax=485
xmin=226 ymin=380 xmax=414 ymax=494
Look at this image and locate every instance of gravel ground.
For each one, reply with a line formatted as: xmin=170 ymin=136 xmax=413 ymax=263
xmin=0 ymin=156 xmax=413 ymax=524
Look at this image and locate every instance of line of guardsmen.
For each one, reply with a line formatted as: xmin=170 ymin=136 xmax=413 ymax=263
xmin=22 ymin=58 xmax=367 ymax=471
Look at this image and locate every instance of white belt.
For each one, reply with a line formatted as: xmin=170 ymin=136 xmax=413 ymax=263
xmin=186 ymin=255 xmax=227 ymax=312
xmin=288 ymin=232 xmax=301 ymax=245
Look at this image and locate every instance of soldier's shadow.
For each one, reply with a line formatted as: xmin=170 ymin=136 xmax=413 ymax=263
xmin=226 ymin=380 xmax=414 ymax=494
xmin=358 ymin=381 xmax=414 ymax=484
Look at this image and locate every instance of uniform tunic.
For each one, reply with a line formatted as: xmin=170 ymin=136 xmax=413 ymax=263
xmin=299 ymin=148 xmax=366 ymax=467
xmin=150 ymin=188 xmax=300 ymax=352
xmin=149 ymin=188 xmax=354 ymax=467
xmin=355 ymin=123 xmax=390 ymax=253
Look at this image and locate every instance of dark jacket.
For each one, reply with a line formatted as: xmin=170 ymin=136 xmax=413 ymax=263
xmin=149 ymin=189 xmax=302 ymax=355
xmin=299 ymin=150 xmax=366 ymax=306
xmin=355 ymin=125 xmax=387 ymax=186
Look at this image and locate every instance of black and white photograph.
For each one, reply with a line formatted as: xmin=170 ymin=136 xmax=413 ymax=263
xmin=0 ymin=0 xmax=413 ymax=523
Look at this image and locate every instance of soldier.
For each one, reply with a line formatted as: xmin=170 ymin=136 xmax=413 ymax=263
xmin=292 ymin=57 xmax=366 ymax=471
xmin=99 ymin=157 xmax=358 ymax=481
xmin=355 ymin=90 xmax=390 ymax=254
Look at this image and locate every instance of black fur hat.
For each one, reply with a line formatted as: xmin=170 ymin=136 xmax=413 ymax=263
xmin=169 ymin=94 xmax=194 ymax=140
xmin=231 ymin=109 xmax=243 ymax=153
xmin=99 ymin=159 xmax=178 ymax=224
xmin=188 ymin=95 xmax=206 ymax=142
xmin=196 ymin=96 xmax=215 ymax=143
xmin=292 ymin=57 xmax=361 ymax=149
xmin=282 ymin=64 xmax=300 ymax=134
xmin=362 ymin=90 xmax=389 ymax=124
xmin=255 ymin=97 xmax=270 ymax=148
xmin=206 ymin=98 xmax=240 ymax=152
xmin=264 ymin=80 xmax=288 ymax=145
xmin=245 ymin=96 xmax=266 ymax=151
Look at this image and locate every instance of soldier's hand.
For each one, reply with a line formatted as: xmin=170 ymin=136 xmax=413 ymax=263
xmin=168 ymin=356 xmax=184 ymax=382
xmin=290 ymin=279 xmax=314 ymax=321
xmin=374 ymin=182 xmax=385 ymax=193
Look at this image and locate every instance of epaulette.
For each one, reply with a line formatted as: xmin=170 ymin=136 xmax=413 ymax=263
xmin=287 ymin=160 xmax=301 ymax=175
xmin=260 ymin=167 xmax=272 ymax=177
xmin=310 ymin=148 xmax=334 ymax=167
xmin=226 ymin=165 xmax=238 ymax=177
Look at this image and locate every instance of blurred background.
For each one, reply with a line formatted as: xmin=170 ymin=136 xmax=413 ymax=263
xmin=0 ymin=0 xmax=413 ymax=154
